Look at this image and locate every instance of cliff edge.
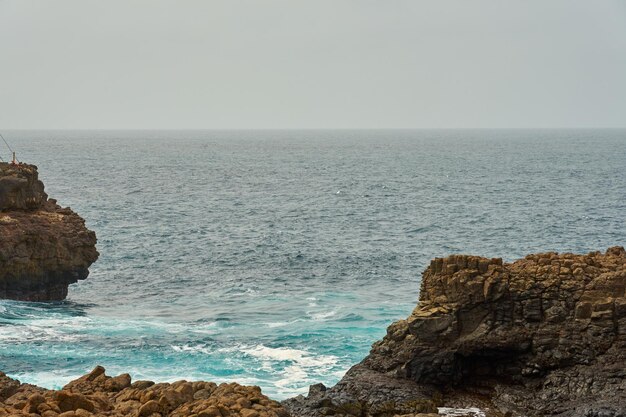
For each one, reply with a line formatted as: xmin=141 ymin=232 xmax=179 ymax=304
xmin=285 ymin=247 xmax=626 ymax=417
xmin=0 ymin=162 xmax=99 ymax=301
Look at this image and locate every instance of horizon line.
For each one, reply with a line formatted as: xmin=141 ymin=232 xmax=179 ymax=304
xmin=2 ymin=127 xmax=626 ymax=132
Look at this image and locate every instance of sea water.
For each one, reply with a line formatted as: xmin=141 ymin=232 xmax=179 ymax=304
xmin=0 ymin=129 xmax=624 ymax=399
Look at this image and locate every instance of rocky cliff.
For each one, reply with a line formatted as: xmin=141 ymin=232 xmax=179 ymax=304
xmin=0 ymin=162 xmax=98 ymax=301
xmin=0 ymin=366 xmax=289 ymax=417
xmin=2 ymin=247 xmax=625 ymax=416
xmin=285 ymin=247 xmax=626 ymax=417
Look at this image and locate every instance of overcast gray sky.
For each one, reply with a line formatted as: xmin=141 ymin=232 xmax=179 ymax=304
xmin=1 ymin=0 xmax=625 ymax=129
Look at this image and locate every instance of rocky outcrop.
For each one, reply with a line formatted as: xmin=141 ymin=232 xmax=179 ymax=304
xmin=0 ymin=366 xmax=289 ymax=417
xmin=285 ymin=247 xmax=626 ymax=417
xmin=0 ymin=162 xmax=98 ymax=301
xmin=0 ymin=162 xmax=47 ymax=211
xmin=2 ymin=247 xmax=624 ymax=416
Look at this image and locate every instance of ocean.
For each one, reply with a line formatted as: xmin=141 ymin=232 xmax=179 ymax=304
xmin=0 ymin=129 xmax=624 ymax=399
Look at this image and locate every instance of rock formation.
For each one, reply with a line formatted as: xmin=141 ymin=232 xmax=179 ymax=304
xmin=0 ymin=162 xmax=98 ymax=301
xmin=2 ymin=247 xmax=625 ymax=416
xmin=285 ymin=247 xmax=626 ymax=417
xmin=0 ymin=366 xmax=289 ymax=417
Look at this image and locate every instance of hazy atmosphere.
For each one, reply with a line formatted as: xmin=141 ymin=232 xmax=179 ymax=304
xmin=1 ymin=0 xmax=626 ymax=129
xmin=2 ymin=2 xmax=626 ymax=416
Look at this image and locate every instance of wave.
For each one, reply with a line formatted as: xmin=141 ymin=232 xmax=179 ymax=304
xmin=240 ymin=344 xmax=340 ymax=395
xmin=171 ymin=344 xmax=214 ymax=355
xmin=0 ymin=316 xmax=91 ymax=343
xmin=8 ymin=370 xmax=78 ymax=391
xmin=262 ymin=318 xmax=304 ymax=328
xmin=307 ymin=310 xmax=337 ymax=321
xmin=241 ymin=344 xmax=338 ymax=369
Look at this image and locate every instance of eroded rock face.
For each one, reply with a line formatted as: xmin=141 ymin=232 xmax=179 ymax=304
xmin=0 ymin=163 xmax=47 ymax=211
xmin=0 ymin=366 xmax=289 ymax=417
xmin=0 ymin=162 xmax=98 ymax=301
xmin=285 ymin=247 xmax=626 ymax=417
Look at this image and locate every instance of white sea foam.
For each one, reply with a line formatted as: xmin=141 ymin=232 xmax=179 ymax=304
xmin=189 ymin=323 xmax=218 ymax=335
xmin=243 ymin=345 xmax=339 ymax=393
xmin=263 ymin=319 xmax=302 ymax=328
xmin=9 ymin=370 xmax=78 ymax=391
xmin=240 ymin=344 xmax=340 ymax=397
xmin=0 ymin=316 xmax=91 ymax=343
xmin=308 ymin=310 xmax=337 ymax=320
xmin=275 ymin=365 xmax=307 ymax=389
xmin=171 ymin=344 xmax=214 ymax=355
xmin=242 ymin=345 xmax=338 ymax=368
xmin=332 ymin=368 xmax=349 ymax=379
xmin=265 ymin=321 xmax=289 ymax=328
xmin=438 ymin=407 xmax=486 ymax=417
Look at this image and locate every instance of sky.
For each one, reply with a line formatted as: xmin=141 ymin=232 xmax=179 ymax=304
xmin=1 ymin=0 xmax=625 ymax=129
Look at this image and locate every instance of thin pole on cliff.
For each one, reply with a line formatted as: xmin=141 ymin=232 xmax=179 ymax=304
xmin=0 ymin=132 xmax=16 ymax=163
xmin=0 ymin=132 xmax=6 ymax=162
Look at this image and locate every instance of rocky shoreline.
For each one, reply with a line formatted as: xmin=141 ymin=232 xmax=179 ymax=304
xmin=1 ymin=166 xmax=624 ymax=415
xmin=0 ymin=366 xmax=288 ymax=417
xmin=1 ymin=247 xmax=624 ymax=416
xmin=0 ymin=162 xmax=98 ymax=301
xmin=285 ymin=246 xmax=626 ymax=417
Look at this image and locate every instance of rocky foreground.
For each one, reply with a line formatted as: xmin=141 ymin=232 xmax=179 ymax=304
xmin=0 ymin=162 xmax=98 ymax=300
xmin=285 ymin=247 xmax=626 ymax=417
xmin=0 ymin=366 xmax=289 ymax=417
xmin=1 ymin=246 xmax=625 ymax=416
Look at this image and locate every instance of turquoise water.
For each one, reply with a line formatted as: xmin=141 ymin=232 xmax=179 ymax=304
xmin=1 ymin=129 xmax=625 ymax=399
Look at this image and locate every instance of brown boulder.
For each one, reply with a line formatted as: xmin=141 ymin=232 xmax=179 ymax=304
xmin=53 ymin=391 xmax=95 ymax=413
xmin=0 ymin=367 xmax=289 ymax=417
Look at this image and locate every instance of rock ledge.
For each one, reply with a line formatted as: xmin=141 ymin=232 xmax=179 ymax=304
xmin=0 ymin=162 xmax=98 ymax=301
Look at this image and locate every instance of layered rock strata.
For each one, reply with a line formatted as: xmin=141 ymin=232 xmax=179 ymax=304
xmin=285 ymin=247 xmax=626 ymax=417
xmin=0 ymin=162 xmax=98 ymax=301
xmin=0 ymin=366 xmax=289 ymax=417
